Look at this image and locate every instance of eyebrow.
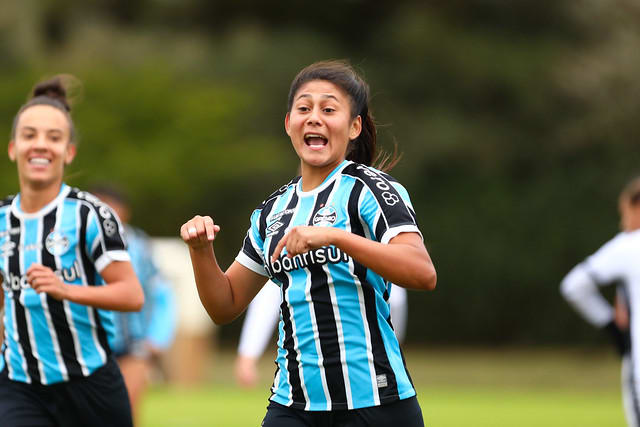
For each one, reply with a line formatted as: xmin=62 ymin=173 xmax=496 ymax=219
xmin=295 ymin=93 xmax=340 ymax=102
xmin=20 ymin=126 xmax=64 ymax=133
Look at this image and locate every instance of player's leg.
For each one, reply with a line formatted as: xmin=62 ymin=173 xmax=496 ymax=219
xmin=118 ymin=354 xmax=151 ymax=423
xmin=622 ymin=353 xmax=640 ymax=427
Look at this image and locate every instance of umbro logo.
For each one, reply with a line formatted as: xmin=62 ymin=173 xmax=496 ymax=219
xmin=266 ymin=221 xmax=284 ymax=237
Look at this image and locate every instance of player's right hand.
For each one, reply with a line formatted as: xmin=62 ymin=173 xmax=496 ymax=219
xmin=180 ymin=215 xmax=220 ymax=250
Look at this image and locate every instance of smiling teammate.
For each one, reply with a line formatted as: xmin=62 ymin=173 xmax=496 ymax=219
xmin=181 ymin=60 xmax=436 ymax=426
xmin=0 ymin=76 xmax=144 ymax=426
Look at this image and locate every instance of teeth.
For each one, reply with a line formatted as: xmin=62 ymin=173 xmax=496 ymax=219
xmin=29 ymin=158 xmax=50 ymax=165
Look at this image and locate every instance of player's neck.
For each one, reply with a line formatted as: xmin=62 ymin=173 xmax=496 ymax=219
xmin=299 ymin=160 xmax=343 ymax=192
xmin=19 ymin=180 xmax=63 ymax=213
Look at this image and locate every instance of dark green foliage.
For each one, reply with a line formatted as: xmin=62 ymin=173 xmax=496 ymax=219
xmin=1 ymin=1 xmax=639 ymax=345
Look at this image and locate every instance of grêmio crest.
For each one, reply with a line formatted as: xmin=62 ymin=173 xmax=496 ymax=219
xmin=312 ymin=206 xmax=337 ymax=227
xmin=45 ymin=230 xmax=70 ymax=256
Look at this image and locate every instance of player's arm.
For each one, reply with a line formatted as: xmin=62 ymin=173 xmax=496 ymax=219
xmin=560 ymin=264 xmax=614 ymax=327
xmin=272 ymin=228 xmax=436 ymax=290
xmin=145 ymin=277 xmax=177 ymax=350
xmin=560 ymin=235 xmax=627 ymax=327
xmin=615 ymin=291 xmax=630 ymax=331
xmin=235 ymin=282 xmax=281 ymax=387
xmin=181 ymin=215 xmax=266 ymax=325
xmin=560 ymin=237 xmax=631 ymax=355
xmin=27 ymin=261 xmax=144 ymax=312
xmin=237 ymin=282 xmax=281 ymax=359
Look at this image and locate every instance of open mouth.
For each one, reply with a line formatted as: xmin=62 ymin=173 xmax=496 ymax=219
xmin=304 ymin=133 xmax=328 ymax=148
xmin=29 ymin=157 xmax=51 ymax=166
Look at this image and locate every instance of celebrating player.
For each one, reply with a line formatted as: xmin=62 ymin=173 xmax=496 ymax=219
xmin=561 ymin=176 xmax=640 ymax=427
xmin=0 ymin=76 xmax=144 ymax=426
xmin=181 ymin=60 xmax=436 ymax=426
xmin=92 ymin=186 xmax=177 ymax=424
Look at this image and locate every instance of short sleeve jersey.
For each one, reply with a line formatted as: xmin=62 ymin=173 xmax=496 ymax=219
xmin=581 ymin=231 xmax=640 ymax=287
xmin=0 ymin=184 xmax=130 ymax=385
xmin=236 ymin=160 xmax=421 ymax=411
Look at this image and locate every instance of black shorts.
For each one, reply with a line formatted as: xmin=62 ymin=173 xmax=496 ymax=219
xmin=261 ymin=396 xmax=424 ymax=427
xmin=0 ymin=356 xmax=133 ymax=427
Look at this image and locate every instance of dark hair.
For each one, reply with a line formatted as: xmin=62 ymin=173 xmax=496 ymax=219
xmin=621 ymin=176 xmax=640 ymax=206
xmin=287 ymin=60 xmax=400 ymax=172
xmin=11 ymin=75 xmax=78 ymax=143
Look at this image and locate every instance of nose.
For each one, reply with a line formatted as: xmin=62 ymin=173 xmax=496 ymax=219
xmin=307 ymin=107 xmax=322 ymax=125
xmin=32 ymin=134 xmax=48 ymax=149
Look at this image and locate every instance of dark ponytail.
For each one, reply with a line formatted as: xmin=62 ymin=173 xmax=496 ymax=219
xmin=11 ymin=75 xmax=79 ymax=143
xmin=287 ymin=60 xmax=400 ymax=172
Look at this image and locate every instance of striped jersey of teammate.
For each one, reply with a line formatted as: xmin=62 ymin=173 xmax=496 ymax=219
xmin=0 ymin=183 xmax=130 ymax=385
xmin=110 ymin=225 xmax=176 ymax=358
xmin=236 ymin=160 xmax=421 ymax=411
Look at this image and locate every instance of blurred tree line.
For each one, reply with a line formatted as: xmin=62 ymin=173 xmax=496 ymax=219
xmin=1 ymin=0 xmax=639 ymax=346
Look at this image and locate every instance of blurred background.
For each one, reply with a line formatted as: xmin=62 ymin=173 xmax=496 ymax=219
xmin=2 ymin=1 xmax=640 ymax=425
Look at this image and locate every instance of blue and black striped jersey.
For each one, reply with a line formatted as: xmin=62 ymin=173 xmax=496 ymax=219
xmin=0 ymin=183 xmax=130 ymax=385
xmin=236 ymin=160 xmax=421 ymax=411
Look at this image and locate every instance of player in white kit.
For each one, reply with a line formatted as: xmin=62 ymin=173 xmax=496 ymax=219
xmin=561 ymin=176 xmax=640 ymax=426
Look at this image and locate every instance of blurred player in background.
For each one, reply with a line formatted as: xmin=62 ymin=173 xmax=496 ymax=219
xmin=91 ymin=186 xmax=177 ymax=424
xmin=181 ymin=60 xmax=436 ymax=427
xmin=561 ymin=176 xmax=640 ymax=427
xmin=0 ymin=76 xmax=143 ymax=426
xmin=235 ymin=280 xmax=407 ymax=388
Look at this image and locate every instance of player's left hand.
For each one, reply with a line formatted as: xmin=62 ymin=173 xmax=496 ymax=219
xmin=26 ymin=264 xmax=69 ymax=300
xmin=272 ymin=226 xmax=337 ymax=262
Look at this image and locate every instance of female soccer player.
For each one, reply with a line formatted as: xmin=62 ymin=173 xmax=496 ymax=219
xmin=182 ymin=60 xmax=436 ymax=426
xmin=561 ymin=176 xmax=640 ymax=427
xmin=0 ymin=76 xmax=144 ymax=426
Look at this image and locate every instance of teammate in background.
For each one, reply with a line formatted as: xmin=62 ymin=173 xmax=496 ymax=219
xmin=91 ymin=186 xmax=177 ymax=424
xmin=235 ymin=280 xmax=408 ymax=388
xmin=0 ymin=76 xmax=143 ymax=426
xmin=182 ymin=60 xmax=436 ymax=426
xmin=561 ymin=176 xmax=640 ymax=427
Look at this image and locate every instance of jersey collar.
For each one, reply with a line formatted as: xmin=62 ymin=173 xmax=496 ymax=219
xmin=296 ymin=160 xmax=350 ymax=197
xmin=11 ymin=183 xmax=71 ymax=219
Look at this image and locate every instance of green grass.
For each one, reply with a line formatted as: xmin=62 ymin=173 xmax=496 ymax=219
xmin=139 ymin=348 xmax=626 ymax=427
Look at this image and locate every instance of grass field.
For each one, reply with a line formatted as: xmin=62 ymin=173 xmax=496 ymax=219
xmin=139 ymin=347 xmax=626 ymax=427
